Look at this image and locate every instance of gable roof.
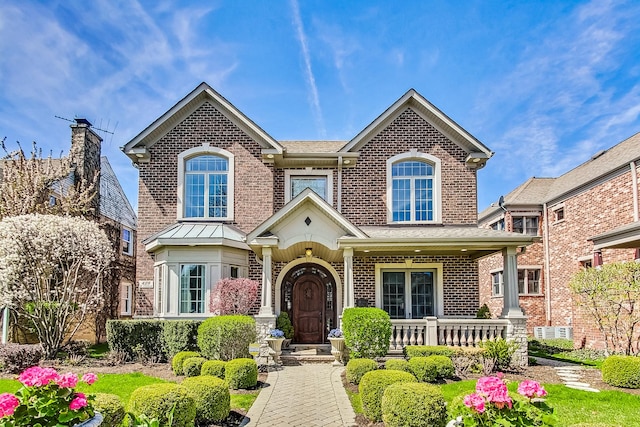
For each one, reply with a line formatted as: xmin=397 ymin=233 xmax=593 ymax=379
xmin=340 ymin=89 xmax=493 ymax=167
xmin=99 ymin=156 xmax=137 ymax=229
xmin=479 ymin=177 xmax=555 ymax=221
xmin=122 ymin=82 xmax=283 ymax=162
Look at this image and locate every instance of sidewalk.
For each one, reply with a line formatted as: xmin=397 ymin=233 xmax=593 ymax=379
xmin=243 ymin=364 xmax=356 ymax=427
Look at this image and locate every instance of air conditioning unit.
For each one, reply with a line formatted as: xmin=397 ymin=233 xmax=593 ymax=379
xmin=533 ymin=326 xmax=573 ymax=339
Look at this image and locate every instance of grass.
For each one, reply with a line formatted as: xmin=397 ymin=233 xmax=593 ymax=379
xmin=231 ymin=393 xmax=259 ymax=412
xmin=87 ymin=342 xmax=110 ymax=358
xmin=528 ymin=339 xmax=606 ymax=368
xmin=344 ymin=386 xmax=363 ymax=414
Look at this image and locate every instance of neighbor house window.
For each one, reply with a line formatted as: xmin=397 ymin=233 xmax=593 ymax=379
xmin=284 ymin=170 xmax=333 ymax=204
xmin=381 ymin=270 xmax=435 ymax=319
xmin=386 ymin=152 xmax=441 ymax=223
xmin=491 ymin=219 xmax=505 ymax=231
xmin=512 ymin=216 xmax=539 ymax=235
xmin=177 ymin=146 xmax=234 ymax=220
xmin=180 ymin=264 xmax=205 ymax=314
xmin=491 ymin=271 xmax=503 ymax=296
xmin=555 ymin=208 xmax=565 ymax=222
xmin=230 ymin=266 xmax=239 ymax=279
xmin=517 ymin=268 xmax=541 ymax=295
xmin=120 ymin=283 xmax=132 ymax=316
xmin=122 ymin=228 xmax=133 ymax=256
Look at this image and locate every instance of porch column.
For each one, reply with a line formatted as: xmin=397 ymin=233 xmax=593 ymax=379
xmin=259 ymin=246 xmax=274 ymax=315
xmin=501 ymin=246 xmax=524 ymax=317
xmin=343 ymin=247 xmax=354 ymax=309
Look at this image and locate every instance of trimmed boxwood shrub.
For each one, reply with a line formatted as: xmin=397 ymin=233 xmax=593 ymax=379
xmin=602 ymin=355 xmax=640 ymax=388
xmin=403 ymin=345 xmax=455 ymax=359
xmin=0 ymin=344 xmax=43 ymax=374
xmin=182 ymin=375 xmax=231 ymax=423
xmin=385 ymin=359 xmax=412 ymax=374
xmin=359 ymin=370 xmax=417 ymax=422
xmin=183 ymin=356 xmax=207 ymax=377
xmin=201 ymin=360 xmax=227 ymax=379
xmin=382 ymin=382 xmax=448 ymax=427
xmin=342 ymin=308 xmax=392 ymax=358
xmin=408 ymin=356 xmax=454 ymax=382
xmin=106 ymin=319 xmax=166 ymax=362
xmin=93 ymin=393 xmax=125 ymax=427
xmin=172 ymin=351 xmax=201 ymax=375
xmin=225 ymin=358 xmax=258 ymax=389
xmin=198 ymin=315 xmax=256 ymax=361
xmin=162 ymin=320 xmax=202 ymax=359
xmin=346 ymin=358 xmax=378 ymax=385
xmin=128 ymin=383 xmax=196 ymax=427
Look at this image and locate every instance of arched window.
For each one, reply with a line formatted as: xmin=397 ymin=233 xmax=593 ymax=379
xmin=178 ymin=146 xmax=234 ymax=220
xmin=386 ymin=152 xmax=441 ymax=223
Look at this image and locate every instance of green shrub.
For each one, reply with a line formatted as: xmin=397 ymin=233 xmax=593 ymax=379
xmin=128 ymin=383 xmax=196 ymax=427
xmin=450 ymin=347 xmax=489 ymax=377
xmin=0 ymin=344 xmax=43 ymax=374
xmin=385 ymin=359 xmax=412 ymax=374
xmin=106 ymin=320 xmax=166 ymax=362
xmin=476 ymin=303 xmax=491 ymax=319
xmin=93 ymin=393 xmax=125 ymax=427
xmin=201 ymin=360 xmax=226 ymax=379
xmin=182 ymin=375 xmax=231 ymax=423
xmin=225 ymin=358 xmax=258 ymax=389
xmin=479 ymin=338 xmax=519 ymax=371
xmin=381 ymin=382 xmax=447 ymax=427
xmin=359 ymin=370 xmax=417 ymax=422
xmin=408 ymin=356 xmax=454 ymax=382
xmin=197 ymin=315 xmax=256 ymax=361
xmin=162 ymin=320 xmax=202 ymax=359
xmin=403 ymin=345 xmax=455 ymax=359
xmin=183 ymin=356 xmax=207 ymax=377
xmin=342 ymin=308 xmax=392 ymax=358
xmin=602 ymin=355 xmax=640 ymax=388
xmin=276 ymin=312 xmax=294 ymax=339
xmin=346 ymin=358 xmax=378 ymax=385
xmin=172 ymin=351 xmax=201 ymax=375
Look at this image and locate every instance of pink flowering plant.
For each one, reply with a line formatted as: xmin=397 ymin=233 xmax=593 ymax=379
xmin=450 ymin=374 xmax=557 ymax=426
xmin=0 ymin=366 xmax=98 ymax=426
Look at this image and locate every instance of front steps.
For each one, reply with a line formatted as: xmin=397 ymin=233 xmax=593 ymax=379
xmin=280 ymin=344 xmax=334 ymax=365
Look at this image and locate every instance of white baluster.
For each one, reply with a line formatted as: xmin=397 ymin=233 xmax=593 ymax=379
xmin=446 ymin=327 xmax=453 ymax=346
xmin=395 ymin=325 xmax=403 ymax=349
xmin=439 ymin=327 xmax=445 ymax=346
xmin=410 ymin=326 xmax=417 ymax=346
xmin=402 ymin=326 xmax=410 ymax=347
xmin=417 ymin=327 xmax=424 ymax=345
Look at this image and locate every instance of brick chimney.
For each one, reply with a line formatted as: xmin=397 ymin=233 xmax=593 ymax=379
xmin=70 ymin=118 xmax=102 ymax=215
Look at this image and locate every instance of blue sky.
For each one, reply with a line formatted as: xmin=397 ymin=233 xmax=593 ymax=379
xmin=1 ymin=0 xmax=640 ymax=213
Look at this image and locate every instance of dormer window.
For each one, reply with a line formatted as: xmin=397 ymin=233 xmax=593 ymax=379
xmin=386 ymin=152 xmax=441 ymax=223
xmin=177 ymin=146 xmax=234 ymax=220
xmin=284 ymin=170 xmax=333 ymax=204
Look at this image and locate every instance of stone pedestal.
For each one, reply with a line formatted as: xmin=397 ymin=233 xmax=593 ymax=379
xmin=329 ymin=338 xmax=346 ymax=366
xmin=503 ymin=314 xmax=528 ymax=367
xmin=265 ymin=338 xmax=284 ymax=364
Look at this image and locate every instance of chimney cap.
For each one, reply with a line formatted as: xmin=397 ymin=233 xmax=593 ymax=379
xmin=74 ymin=118 xmax=92 ymax=127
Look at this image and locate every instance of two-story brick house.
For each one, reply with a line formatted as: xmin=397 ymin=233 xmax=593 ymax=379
xmin=123 ymin=83 xmax=536 ymax=359
xmin=478 ymin=132 xmax=640 ymax=348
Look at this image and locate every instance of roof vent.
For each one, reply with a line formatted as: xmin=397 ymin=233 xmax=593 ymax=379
xmin=591 ymin=149 xmax=606 ymax=160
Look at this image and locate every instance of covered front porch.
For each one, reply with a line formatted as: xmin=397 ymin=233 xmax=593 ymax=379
xmin=246 ymin=190 xmax=535 ymax=364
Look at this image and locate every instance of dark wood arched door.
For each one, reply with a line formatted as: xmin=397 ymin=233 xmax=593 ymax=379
xmin=293 ymin=274 xmax=325 ymax=343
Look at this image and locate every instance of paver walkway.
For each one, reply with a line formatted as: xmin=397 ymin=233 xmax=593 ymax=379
xmin=533 ymin=357 xmax=599 ymax=392
xmin=243 ymin=364 xmax=356 ymax=427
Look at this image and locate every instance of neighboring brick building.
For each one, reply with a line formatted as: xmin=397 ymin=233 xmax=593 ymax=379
xmin=478 ymin=132 xmax=640 ymax=348
xmin=123 ymin=83 xmax=535 ymax=352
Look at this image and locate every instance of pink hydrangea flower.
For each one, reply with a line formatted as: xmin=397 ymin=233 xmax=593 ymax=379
xmin=463 ymin=392 xmax=486 ymax=413
xmin=0 ymin=393 xmax=20 ymax=417
xmin=476 ymin=376 xmax=512 ymax=409
xmin=517 ymin=380 xmax=547 ymax=398
xmin=56 ymin=372 xmax=79 ymax=388
xmin=82 ymin=372 xmax=98 ymax=385
xmin=69 ymin=393 xmax=88 ymax=411
xmin=18 ymin=366 xmax=60 ymax=387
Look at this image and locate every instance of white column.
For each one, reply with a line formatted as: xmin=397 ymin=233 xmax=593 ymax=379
xmin=343 ymin=247 xmax=354 ymax=309
xmin=501 ymin=246 xmax=524 ymax=317
xmin=259 ymin=247 xmax=274 ymax=315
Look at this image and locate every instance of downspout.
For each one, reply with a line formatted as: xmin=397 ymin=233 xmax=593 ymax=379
xmin=631 ymin=161 xmax=639 ymax=221
xmin=337 ymin=156 xmax=343 ymax=212
xmin=542 ymin=203 xmax=552 ymax=326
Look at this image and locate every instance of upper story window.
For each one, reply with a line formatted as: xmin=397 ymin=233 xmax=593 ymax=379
xmin=177 ymin=146 xmax=235 ymax=220
xmin=122 ymin=228 xmax=133 ymax=256
xmin=512 ymin=216 xmax=539 ymax=235
xmin=284 ymin=170 xmax=333 ymax=205
xmin=491 ymin=218 xmax=505 ymax=231
xmin=386 ymin=152 xmax=441 ymax=224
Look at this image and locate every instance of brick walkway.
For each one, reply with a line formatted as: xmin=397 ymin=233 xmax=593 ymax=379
xmin=243 ymin=364 xmax=356 ymax=427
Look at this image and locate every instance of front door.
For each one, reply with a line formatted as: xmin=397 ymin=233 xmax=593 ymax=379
xmin=293 ymin=274 xmax=325 ymax=343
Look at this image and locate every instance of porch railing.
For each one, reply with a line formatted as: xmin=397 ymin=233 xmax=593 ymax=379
xmin=389 ymin=317 xmax=509 ymax=350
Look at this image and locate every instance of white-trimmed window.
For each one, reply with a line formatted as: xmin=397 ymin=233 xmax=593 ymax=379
xmin=177 ymin=145 xmax=234 ymax=220
xmin=552 ymin=204 xmax=565 ymax=223
xmin=122 ymin=228 xmax=133 ymax=256
xmin=387 ymin=152 xmax=441 ymax=223
xmin=180 ymin=264 xmax=205 ymax=314
xmin=120 ymin=283 xmax=132 ymax=316
xmin=518 ymin=268 xmax=541 ymax=295
xmin=154 ymin=264 xmax=166 ymax=315
xmin=512 ymin=216 xmax=539 ymax=235
xmin=284 ymin=169 xmax=333 ymax=204
xmin=491 ymin=271 xmax=503 ymax=296
xmin=491 ymin=218 xmax=505 ymax=231
xmin=375 ymin=262 xmax=444 ymax=318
